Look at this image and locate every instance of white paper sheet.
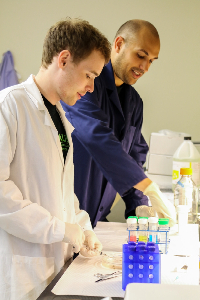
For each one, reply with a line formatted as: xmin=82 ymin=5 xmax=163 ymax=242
xmin=52 ymin=222 xmax=199 ymax=297
xmin=52 ymin=251 xmax=125 ymax=297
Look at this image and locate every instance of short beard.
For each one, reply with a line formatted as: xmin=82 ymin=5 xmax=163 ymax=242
xmin=112 ymin=55 xmax=131 ymax=85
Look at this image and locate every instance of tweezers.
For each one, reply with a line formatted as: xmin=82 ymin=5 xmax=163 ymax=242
xmin=95 ymin=272 xmax=122 ymax=283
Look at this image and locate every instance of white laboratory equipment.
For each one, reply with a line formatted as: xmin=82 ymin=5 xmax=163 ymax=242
xmin=174 ymin=168 xmax=198 ymax=224
xmin=176 ymin=205 xmax=189 ymax=235
xmin=172 ymin=137 xmax=200 ymax=190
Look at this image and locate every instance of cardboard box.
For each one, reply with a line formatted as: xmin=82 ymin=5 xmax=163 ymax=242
xmin=148 ymin=153 xmax=173 ymax=176
xmin=149 ymin=133 xmax=186 ymax=156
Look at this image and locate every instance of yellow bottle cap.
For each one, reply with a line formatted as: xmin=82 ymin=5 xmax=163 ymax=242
xmin=180 ymin=168 xmax=193 ymax=175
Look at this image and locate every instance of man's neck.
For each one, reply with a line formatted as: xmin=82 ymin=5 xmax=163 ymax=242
xmin=113 ymin=72 xmax=124 ymax=87
xmin=34 ymin=67 xmax=59 ymax=105
xmin=110 ymin=59 xmax=124 ymax=87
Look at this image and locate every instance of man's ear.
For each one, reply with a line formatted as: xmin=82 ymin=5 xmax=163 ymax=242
xmin=57 ymin=50 xmax=71 ymax=69
xmin=114 ymin=36 xmax=125 ymax=53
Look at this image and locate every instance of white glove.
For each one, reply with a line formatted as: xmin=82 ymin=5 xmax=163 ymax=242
xmin=136 ymin=205 xmax=156 ymax=218
xmin=80 ymin=230 xmax=102 ymax=258
xmin=62 ymin=223 xmax=85 ymax=253
xmin=143 ymin=182 xmax=176 ymax=226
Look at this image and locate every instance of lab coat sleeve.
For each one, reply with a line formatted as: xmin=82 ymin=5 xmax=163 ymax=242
xmin=62 ymin=86 xmax=147 ymax=196
xmin=128 ymin=100 xmax=149 ymax=165
xmin=120 ymin=100 xmax=149 ymax=214
xmin=73 ymin=193 xmax=93 ymax=231
xmin=0 ymin=104 xmax=65 ymax=244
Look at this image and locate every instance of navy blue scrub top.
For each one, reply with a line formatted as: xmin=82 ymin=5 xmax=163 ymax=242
xmin=61 ymin=61 xmax=149 ymax=227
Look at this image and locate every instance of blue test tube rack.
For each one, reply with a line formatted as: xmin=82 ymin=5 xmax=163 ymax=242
xmin=128 ymin=228 xmax=170 ymax=254
xmin=122 ymin=241 xmax=161 ymax=290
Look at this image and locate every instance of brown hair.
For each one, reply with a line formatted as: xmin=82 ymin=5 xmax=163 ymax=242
xmin=42 ymin=18 xmax=111 ymax=68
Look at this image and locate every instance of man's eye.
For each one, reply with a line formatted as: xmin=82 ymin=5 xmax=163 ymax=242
xmin=137 ymin=54 xmax=145 ymax=59
xmin=150 ymin=60 xmax=153 ymax=64
xmin=86 ymin=74 xmax=90 ymax=79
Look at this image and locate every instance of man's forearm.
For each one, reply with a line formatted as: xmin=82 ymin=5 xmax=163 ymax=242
xmin=134 ymin=178 xmax=152 ymax=192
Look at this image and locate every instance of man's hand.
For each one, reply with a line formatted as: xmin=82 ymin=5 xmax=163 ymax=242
xmin=142 ymin=182 xmax=176 ymax=226
xmin=80 ymin=230 xmax=102 ymax=257
xmin=62 ymin=223 xmax=85 ymax=253
xmin=136 ymin=205 xmax=156 ymax=218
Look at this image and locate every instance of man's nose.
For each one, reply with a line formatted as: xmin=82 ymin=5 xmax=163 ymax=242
xmin=139 ymin=60 xmax=150 ymax=73
xmin=86 ymin=79 xmax=94 ymax=93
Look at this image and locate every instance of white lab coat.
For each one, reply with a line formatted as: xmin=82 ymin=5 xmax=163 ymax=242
xmin=0 ymin=75 xmax=92 ymax=300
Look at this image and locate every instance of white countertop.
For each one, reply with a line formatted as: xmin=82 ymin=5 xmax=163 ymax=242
xmin=52 ymin=222 xmax=199 ymax=298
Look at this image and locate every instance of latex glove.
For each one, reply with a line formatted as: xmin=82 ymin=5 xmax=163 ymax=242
xmin=143 ymin=182 xmax=176 ymax=226
xmin=62 ymin=223 xmax=85 ymax=253
xmin=136 ymin=205 xmax=156 ymax=218
xmin=80 ymin=230 xmax=102 ymax=258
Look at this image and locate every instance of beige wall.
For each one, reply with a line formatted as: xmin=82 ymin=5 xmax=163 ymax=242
xmin=1 ymin=0 xmax=200 ymax=144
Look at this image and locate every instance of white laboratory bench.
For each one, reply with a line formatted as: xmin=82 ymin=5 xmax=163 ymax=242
xmin=45 ymin=221 xmax=200 ymax=299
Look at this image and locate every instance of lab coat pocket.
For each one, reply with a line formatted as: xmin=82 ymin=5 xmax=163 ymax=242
xmin=11 ymin=255 xmax=54 ymax=300
xmin=122 ymin=126 xmax=136 ymax=152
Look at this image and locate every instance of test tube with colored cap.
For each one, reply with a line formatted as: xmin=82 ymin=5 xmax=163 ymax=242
xmin=127 ymin=216 xmax=138 ymax=242
xmin=138 ymin=217 xmax=148 ymax=242
xmin=148 ymin=217 xmax=158 ymax=243
xmin=158 ymin=218 xmax=169 ymax=253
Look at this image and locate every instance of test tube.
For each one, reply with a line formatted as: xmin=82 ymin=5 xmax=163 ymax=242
xmin=148 ymin=217 xmax=158 ymax=243
xmin=158 ymin=218 xmax=169 ymax=254
xmin=127 ymin=216 xmax=138 ymax=242
xmin=138 ymin=218 xmax=148 ymax=242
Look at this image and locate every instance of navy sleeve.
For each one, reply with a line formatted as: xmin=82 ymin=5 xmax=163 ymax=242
xmin=128 ymin=99 xmax=149 ymax=165
xmin=120 ymin=93 xmax=149 ymax=215
xmin=61 ymin=84 xmax=147 ymax=196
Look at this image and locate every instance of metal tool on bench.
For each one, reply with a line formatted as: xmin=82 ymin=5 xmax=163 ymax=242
xmin=94 ymin=271 xmax=122 ymax=282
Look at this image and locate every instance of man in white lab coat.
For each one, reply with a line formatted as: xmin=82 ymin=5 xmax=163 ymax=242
xmin=0 ymin=19 xmax=111 ymax=300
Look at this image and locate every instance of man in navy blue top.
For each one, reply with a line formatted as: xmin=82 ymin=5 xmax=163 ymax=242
xmin=62 ymin=20 xmax=176 ymax=227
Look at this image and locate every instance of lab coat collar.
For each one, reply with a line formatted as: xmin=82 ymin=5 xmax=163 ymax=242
xmin=101 ymin=62 xmax=136 ymax=141
xmin=22 ymin=76 xmax=75 ymax=130
xmin=22 ymin=75 xmax=58 ymax=132
xmin=22 ymin=75 xmax=74 ymax=168
xmin=102 ymin=61 xmax=124 ymax=117
xmin=102 ymin=60 xmax=116 ymax=91
xmin=22 ymin=75 xmax=46 ymax=110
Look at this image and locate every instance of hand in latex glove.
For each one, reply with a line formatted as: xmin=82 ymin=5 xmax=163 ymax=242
xmin=80 ymin=230 xmax=102 ymax=258
xmin=62 ymin=223 xmax=85 ymax=253
xmin=136 ymin=205 xmax=156 ymax=218
xmin=143 ymin=182 xmax=176 ymax=226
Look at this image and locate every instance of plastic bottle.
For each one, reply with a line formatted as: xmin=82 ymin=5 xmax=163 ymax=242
xmin=176 ymin=205 xmax=189 ymax=235
xmin=138 ymin=218 xmax=148 ymax=242
xmin=172 ymin=137 xmax=200 ymax=191
xmin=174 ymin=168 xmax=198 ymax=224
xmin=148 ymin=217 xmax=158 ymax=243
xmin=127 ymin=216 xmax=138 ymax=242
xmin=158 ymin=218 xmax=169 ymax=253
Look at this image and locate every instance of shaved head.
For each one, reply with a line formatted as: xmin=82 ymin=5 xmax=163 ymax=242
xmin=114 ymin=19 xmax=159 ymax=45
xmin=111 ymin=19 xmax=160 ymax=86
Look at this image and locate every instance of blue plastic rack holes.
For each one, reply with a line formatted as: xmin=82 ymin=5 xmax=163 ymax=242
xmin=122 ymin=241 xmax=161 ymax=290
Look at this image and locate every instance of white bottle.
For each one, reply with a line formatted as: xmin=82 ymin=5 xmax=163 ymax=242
xmin=176 ymin=205 xmax=189 ymax=235
xmin=172 ymin=137 xmax=200 ymax=190
xmin=174 ymin=168 xmax=198 ymax=224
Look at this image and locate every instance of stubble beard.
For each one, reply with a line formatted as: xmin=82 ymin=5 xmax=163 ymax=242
xmin=113 ymin=56 xmax=134 ymax=86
